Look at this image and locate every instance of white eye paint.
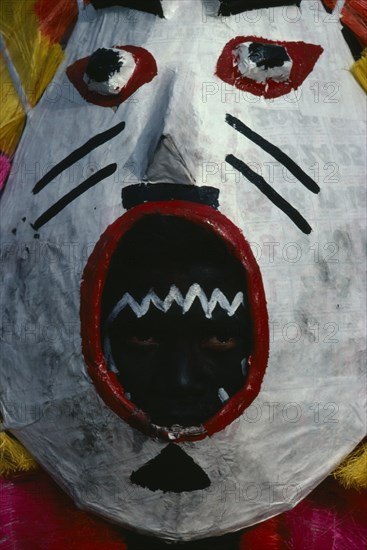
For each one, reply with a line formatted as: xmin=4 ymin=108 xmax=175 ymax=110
xmin=235 ymin=42 xmax=292 ymax=84
xmin=241 ymin=358 xmax=248 ymax=377
xmin=107 ymin=284 xmax=245 ymax=322
xmin=125 ymin=392 xmax=131 ymax=400
xmin=83 ymin=48 xmax=136 ymax=96
xmin=103 ymin=335 xmax=119 ymax=373
xmin=218 ymin=388 xmax=230 ymax=403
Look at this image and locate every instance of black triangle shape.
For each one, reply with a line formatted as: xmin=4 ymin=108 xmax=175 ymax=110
xmin=130 ymin=444 xmax=211 ymax=493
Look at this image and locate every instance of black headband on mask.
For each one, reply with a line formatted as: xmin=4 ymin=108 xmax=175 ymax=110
xmin=219 ymin=0 xmax=301 ymax=16
xmin=90 ymin=0 xmax=164 ymax=18
xmin=121 ymin=183 xmax=220 ymax=211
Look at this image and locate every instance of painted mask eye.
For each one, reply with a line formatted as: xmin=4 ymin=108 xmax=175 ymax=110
xmin=66 ymin=45 xmax=157 ymax=107
xmin=235 ymin=42 xmax=293 ymax=83
xmin=216 ymin=35 xmax=323 ymax=99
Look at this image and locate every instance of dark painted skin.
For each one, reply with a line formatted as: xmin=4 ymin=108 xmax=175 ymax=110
xmin=108 ymin=265 xmax=251 ymax=427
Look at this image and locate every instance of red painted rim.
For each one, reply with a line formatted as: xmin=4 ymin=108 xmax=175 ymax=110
xmin=80 ymin=201 xmax=269 ymax=441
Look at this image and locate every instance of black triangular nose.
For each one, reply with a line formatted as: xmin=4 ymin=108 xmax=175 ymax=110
xmin=130 ymin=444 xmax=211 ymax=493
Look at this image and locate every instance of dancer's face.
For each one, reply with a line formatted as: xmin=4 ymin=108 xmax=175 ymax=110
xmin=107 ymin=262 xmax=251 ymax=428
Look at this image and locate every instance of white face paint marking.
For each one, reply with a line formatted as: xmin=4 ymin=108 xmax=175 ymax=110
xmin=103 ymin=335 xmax=119 ymax=373
xmin=107 ymin=284 xmax=245 ymax=322
xmin=241 ymin=358 xmax=248 ymax=377
xmin=218 ymin=388 xmax=230 ymax=404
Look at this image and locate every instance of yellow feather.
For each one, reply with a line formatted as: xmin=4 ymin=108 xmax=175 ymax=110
xmin=333 ymin=442 xmax=367 ymax=490
xmin=0 ymin=0 xmax=64 ymax=108
xmin=351 ymin=50 xmax=367 ymax=94
xmin=0 ymin=53 xmax=26 ymax=156
xmin=0 ymin=432 xmax=38 ymax=477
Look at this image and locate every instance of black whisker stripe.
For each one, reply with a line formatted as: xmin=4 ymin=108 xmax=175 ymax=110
xmin=32 ymin=164 xmax=117 ymax=230
xmin=226 ymin=114 xmax=320 ymax=194
xmin=32 ymin=122 xmax=125 ymax=194
xmin=226 ymin=154 xmax=312 ymax=234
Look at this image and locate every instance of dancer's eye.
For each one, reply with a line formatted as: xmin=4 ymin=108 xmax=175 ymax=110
xmin=126 ymin=335 xmax=160 ymax=349
xmin=201 ymin=335 xmax=239 ymax=351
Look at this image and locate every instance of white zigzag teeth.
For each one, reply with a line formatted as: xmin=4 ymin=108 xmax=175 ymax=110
xmin=108 ymin=284 xmax=245 ymax=323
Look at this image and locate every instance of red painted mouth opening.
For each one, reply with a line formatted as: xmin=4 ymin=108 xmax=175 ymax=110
xmin=216 ymin=36 xmax=323 ymax=99
xmin=80 ymin=201 xmax=269 ymax=442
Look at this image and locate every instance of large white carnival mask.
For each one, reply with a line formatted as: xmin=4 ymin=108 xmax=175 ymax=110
xmin=0 ymin=0 xmax=366 ymax=542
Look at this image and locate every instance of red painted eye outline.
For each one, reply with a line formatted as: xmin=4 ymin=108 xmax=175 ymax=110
xmin=66 ymin=45 xmax=157 ymax=108
xmin=216 ymin=36 xmax=323 ymax=99
xmin=80 ymin=201 xmax=269 ymax=443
